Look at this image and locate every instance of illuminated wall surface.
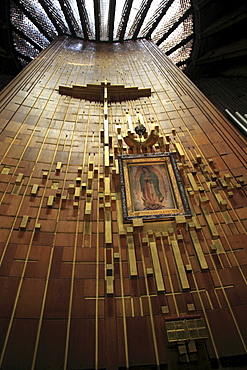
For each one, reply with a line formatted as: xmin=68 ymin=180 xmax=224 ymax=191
xmin=0 ymin=37 xmax=247 ymax=369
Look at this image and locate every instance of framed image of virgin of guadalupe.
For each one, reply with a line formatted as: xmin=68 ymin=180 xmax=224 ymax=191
xmin=118 ymin=153 xmax=191 ymax=221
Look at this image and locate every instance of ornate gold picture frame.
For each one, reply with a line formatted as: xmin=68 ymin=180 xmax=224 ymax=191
xmin=118 ymin=153 xmax=191 ymax=221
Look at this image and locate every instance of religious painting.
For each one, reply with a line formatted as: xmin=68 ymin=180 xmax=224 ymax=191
xmin=118 ymin=153 xmax=191 ymax=221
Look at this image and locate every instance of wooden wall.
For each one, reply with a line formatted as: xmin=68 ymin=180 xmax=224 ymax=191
xmin=0 ymin=36 xmax=247 ymax=369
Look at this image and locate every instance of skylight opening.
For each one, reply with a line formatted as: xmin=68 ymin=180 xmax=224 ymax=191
xmin=10 ymin=0 xmax=194 ymax=71
xmin=13 ymin=31 xmax=40 ymax=59
xmin=84 ymin=0 xmax=95 ymax=39
xmin=138 ymin=0 xmax=163 ymax=36
xmin=113 ymin=0 xmax=126 ymax=40
xmin=18 ymin=0 xmax=58 ymax=38
xmin=125 ymin=0 xmax=144 ymax=38
xmin=65 ymin=0 xmax=84 ymax=37
xmin=151 ymin=0 xmax=191 ymax=43
xmin=168 ymin=38 xmax=193 ymax=65
xmin=10 ymin=2 xmax=50 ymax=48
xmin=159 ymin=14 xmax=193 ymax=52
xmin=100 ymin=0 xmax=110 ymax=40
xmin=43 ymin=0 xmax=70 ymax=34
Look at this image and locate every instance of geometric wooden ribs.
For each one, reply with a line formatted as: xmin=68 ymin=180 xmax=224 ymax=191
xmin=59 ymin=81 xmax=151 ymax=102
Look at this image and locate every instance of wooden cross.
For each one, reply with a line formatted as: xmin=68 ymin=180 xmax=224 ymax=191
xmin=59 ymin=80 xmax=151 ymax=102
xmin=59 ymin=80 xmax=158 ymax=148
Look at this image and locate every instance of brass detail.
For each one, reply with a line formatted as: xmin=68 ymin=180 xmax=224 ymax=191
xmin=74 ymin=187 xmax=81 ymax=199
xmin=201 ymin=206 xmax=219 ymax=239
xmin=1 ymin=167 xmax=10 ymax=174
xmin=106 ymin=276 xmax=114 ymax=295
xmin=20 ymin=215 xmax=29 ymax=230
xmin=149 ymin=241 xmax=165 ymax=292
xmin=237 ymin=177 xmax=244 ymax=184
xmin=113 ymin=253 xmax=120 ymax=261
xmin=47 ymin=195 xmax=54 ymax=207
xmin=175 ymin=215 xmax=187 ymax=227
xmin=189 ymin=229 xmax=208 ymax=270
xmin=175 ymin=143 xmax=185 ymax=159
xmin=68 ymin=184 xmax=75 ymax=194
xmin=105 ymin=210 xmax=112 ymax=245
xmin=127 ymin=235 xmax=138 ymax=277
xmin=171 ymin=240 xmax=190 ymax=290
xmin=187 ymin=173 xmax=199 ymax=193
xmin=166 ymin=318 xmax=208 ymax=343
xmin=31 ymin=184 xmax=39 ymax=195
xmin=185 ymin=264 xmax=192 ymax=272
xmin=219 ymin=178 xmax=228 ymax=189
xmin=12 ymin=184 xmax=21 ymax=195
xmin=188 ymin=340 xmax=197 ymax=353
xmin=56 ymin=162 xmax=62 ymax=172
xmin=162 ymin=306 xmax=169 ymax=314
xmin=132 ymin=218 xmax=143 ymax=231
xmin=187 ymin=303 xmax=195 ymax=311
xmin=16 ymin=173 xmax=24 ymax=184
xmin=85 ymin=201 xmax=92 ymax=219
xmin=106 ymin=264 xmax=113 ymax=276
xmin=123 ymin=129 xmax=159 ymax=149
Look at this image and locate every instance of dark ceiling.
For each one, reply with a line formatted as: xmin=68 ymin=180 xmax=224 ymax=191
xmin=0 ymin=0 xmax=247 ymax=88
xmin=188 ymin=0 xmax=247 ymax=79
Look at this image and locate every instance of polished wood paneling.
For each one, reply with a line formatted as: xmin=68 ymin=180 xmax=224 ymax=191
xmin=0 ymin=36 xmax=246 ymax=369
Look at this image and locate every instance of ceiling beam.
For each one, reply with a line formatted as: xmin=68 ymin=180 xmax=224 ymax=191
xmin=108 ymin=0 xmax=116 ymax=42
xmin=132 ymin=0 xmax=153 ymax=40
xmin=195 ymin=42 xmax=247 ymax=65
xmin=93 ymin=0 xmax=100 ymax=41
xmin=200 ymin=4 xmax=247 ymax=39
xmin=0 ymin=1 xmax=22 ymax=74
xmin=176 ymin=57 xmax=190 ymax=68
xmin=117 ymin=0 xmax=134 ymax=42
xmin=57 ymin=0 xmax=77 ymax=38
xmin=38 ymin=0 xmax=63 ymax=35
xmin=16 ymin=50 xmax=32 ymax=62
xmin=166 ymin=33 xmax=193 ymax=56
xmin=12 ymin=25 xmax=43 ymax=51
xmin=76 ymin=0 xmax=90 ymax=40
xmin=157 ymin=7 xmax=192 ymax=46
xmin=12 ymin=0 xmax=53 ymax=42
xmin=144 ymin=0 xmax=175 ymax=39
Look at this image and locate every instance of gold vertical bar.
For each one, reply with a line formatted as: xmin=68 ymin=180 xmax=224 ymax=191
xmin=170 ymin=240 xmax=190 ymax=290
xmin=187 ymin=173 xmax=199 ymax=193
xmin=47 ymin=195 xmax=54 ymax=207
xmin=31 ymin=184 xmax=39 ymax=195
xmin=105 ymin=210 xmax=112 ymax=246
xmin=20 ymin=215 xmax=29 ymax=230
xmin=149 ymin=241 xmax=165 ymax=292
xmin=56 ymin=162 xmax=62 ymax=172
xmin=127 ymin=235 xmax=138 ymax=277
xmin=16 ymin=173 xmax=24 ymax=183
xmin=201 ymin=206 xmax=220 ymax=239
xmin=189 ymin=229 xmax=208 ymax=270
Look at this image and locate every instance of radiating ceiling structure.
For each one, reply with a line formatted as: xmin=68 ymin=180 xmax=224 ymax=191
xmin=10 ymin=0 xmax=194 ymax=70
